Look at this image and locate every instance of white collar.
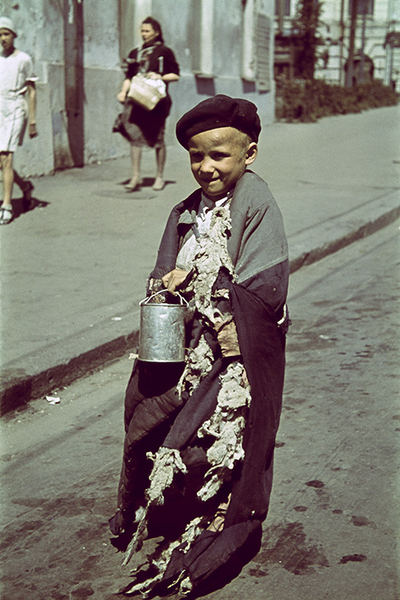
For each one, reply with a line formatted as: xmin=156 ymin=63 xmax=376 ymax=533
xmin=200 ymin=190 xmax=232 ymax=211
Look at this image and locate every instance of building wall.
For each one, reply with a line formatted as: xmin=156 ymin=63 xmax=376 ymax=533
xmin=274 ymin=0 xmax=400 ymax=88
xmin=2 ymin=0 xmax=276 ymax=178
xmin=318 ymin=0 xmax=400 ymax=87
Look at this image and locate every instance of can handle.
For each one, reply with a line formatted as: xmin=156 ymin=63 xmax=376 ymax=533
xmin=140 ymin=289 xmax=189 ymax=307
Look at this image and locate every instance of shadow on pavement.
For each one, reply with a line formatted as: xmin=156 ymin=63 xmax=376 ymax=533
xmin=11 ymin=195 xmax=50 ymax=222
xmin=117 ymin=177 xmax=177 ymax=189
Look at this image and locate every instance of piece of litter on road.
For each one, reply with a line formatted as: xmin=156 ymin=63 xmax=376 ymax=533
xmin=112 ymin=316 xmax=122 ymax=321
xmin=129 ymin=353 xmax=138 ymax=360
xmin=46 ymin=396 xmax=61 ymax=405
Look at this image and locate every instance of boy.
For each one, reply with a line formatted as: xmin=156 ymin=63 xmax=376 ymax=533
xmin=110 ymin=95 xmax=289 ymax=597
xmin=0 ymin=16 xmax=37 ymax=225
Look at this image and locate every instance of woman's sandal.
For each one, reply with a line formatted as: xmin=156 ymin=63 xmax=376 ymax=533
xmin=125 ymin=177 xmax=143 ymax=192
xmin=0 ymin=206 xmax=13 ymax=225
xmin=152 ymin=177 xmax=165 ymax=191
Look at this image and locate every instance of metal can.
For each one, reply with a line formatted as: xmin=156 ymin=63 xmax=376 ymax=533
xmin=138 ymin=291 xmax=188 ymax=362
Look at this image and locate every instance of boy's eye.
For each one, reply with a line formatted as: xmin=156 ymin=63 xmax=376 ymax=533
xmin=189 ymin=151 xmax=229 ymax=163
xmin=210 ymin=152 xmax=229 ymax=160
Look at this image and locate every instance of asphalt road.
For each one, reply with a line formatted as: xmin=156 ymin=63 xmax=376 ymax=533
xmin=0 ymin=221 xmax=399 ymax=600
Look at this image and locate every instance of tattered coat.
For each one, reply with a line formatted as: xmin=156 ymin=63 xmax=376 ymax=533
xmin=110 ymin=170 xmax=289 ymax=597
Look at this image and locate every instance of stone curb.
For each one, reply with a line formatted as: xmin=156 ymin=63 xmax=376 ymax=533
xmin=289 ymin=189 xmax=400 ymax=273
xmin=1 ymin=198 xmax=399 ymax=416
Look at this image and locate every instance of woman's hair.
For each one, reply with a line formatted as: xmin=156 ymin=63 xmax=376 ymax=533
xmin=142 ymin=16 xmax=164 ymax=43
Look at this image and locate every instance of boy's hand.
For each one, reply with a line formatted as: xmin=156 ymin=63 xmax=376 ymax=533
xmin=162 ymin=269 xmax=189 ymax=293
xmin=29 ymin=122 xmax=38 ymax=138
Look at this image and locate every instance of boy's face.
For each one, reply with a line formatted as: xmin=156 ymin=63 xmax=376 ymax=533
xmin=0 ymin=29 xmax=15 ymax=53
xmin=188 ymin=127 xmax=257 ymax=200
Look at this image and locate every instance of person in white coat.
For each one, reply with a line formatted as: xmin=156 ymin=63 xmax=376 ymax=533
xmin=0 ymin=16 xmax=37 ymax=225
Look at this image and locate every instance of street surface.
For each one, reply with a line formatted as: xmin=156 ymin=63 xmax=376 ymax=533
xmin=1 ymin=106 xmax=399 ymax=414
xmin=1 ymin=221 xmax=399 ymax=600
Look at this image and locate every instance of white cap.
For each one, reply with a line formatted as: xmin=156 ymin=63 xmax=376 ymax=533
xmin=0 ymin=16 xmax=18 ymax=37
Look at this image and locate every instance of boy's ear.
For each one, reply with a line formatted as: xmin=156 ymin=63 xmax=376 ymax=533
xmin=245 ymin=142 xmax=258 ymax=165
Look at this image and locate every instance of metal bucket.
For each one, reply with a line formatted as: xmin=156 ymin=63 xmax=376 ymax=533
xmin=138 ymin=291 xmax=188 ymax=362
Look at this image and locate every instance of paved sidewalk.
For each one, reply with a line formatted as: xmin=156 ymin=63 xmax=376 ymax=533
xmin=1 ymin=106 xmax=399 ymax=414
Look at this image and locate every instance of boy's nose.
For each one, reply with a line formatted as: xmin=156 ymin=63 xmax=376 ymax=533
xmin=199 ymin=158 xmax=214 ymax=173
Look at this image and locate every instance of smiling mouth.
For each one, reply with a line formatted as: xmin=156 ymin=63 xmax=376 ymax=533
xmin=200 ymin=178 xmax=219 ymax=185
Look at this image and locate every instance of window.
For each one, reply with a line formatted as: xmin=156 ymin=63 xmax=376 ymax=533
xmin=242 ymin=0 xmax=256 ymax=81
xmin=256 ymin=14 xmax=272 ymax=91
xmin=348 ymin=0 xmax=374 ymax=16
xmin=275 ymin=0 xmax=291 ymax=17
xmin=191 ymin=0 xmax=214 ymax=77
xmin=242 ymin=2 xmax=272 ymax=90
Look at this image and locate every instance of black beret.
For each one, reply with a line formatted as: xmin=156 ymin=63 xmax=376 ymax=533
xmin=176 ymin=94 xmax=261 ymax=148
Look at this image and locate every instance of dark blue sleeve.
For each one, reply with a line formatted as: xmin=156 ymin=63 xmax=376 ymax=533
xmin=125 ymin=48 xmax=139 ymax=79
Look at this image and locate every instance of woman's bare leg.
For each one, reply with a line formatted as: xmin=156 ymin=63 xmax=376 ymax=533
xmin=126 ymin=145 xmax=142 ymax=189
xmin=153 ymin=144 xmax=166 ymax=190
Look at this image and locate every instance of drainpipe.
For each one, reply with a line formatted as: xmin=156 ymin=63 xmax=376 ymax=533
xmin=346 ymin=0 xmax=358 ymax=88
xmin=277 ymin=0 xmax=284 ymax=34
xmin=339 ymin=0 xmax=345 ymax=85
xmin=359 ymin=0 xmax=367 ymax=83
xmin=64 ymin=0 xmax=84 ymax=167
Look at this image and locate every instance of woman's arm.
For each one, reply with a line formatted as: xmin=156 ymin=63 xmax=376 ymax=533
xmin=118 ymin=48 xmax=139 ymax=102
xmin=147 ymin=71 xmax=180 ymax=83
xmin=147 ymin=46 xmax=180 ymax=82
xmin=117 ymin=78 xmax=131 ymax=103
xmin=161 ymin=72 xmax=180 ymax=83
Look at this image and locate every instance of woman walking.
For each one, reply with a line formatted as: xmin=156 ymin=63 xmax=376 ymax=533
xmin=0 ymin=16 xmax=37 ymax=225
xmin=116 ymin=17 xmax=179 ymax=192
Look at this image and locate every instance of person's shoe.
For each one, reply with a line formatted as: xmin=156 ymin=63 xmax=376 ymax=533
xmin=21 ymin=180 xmax=34 ymax=201
xmin=0 ymin=206 xmax=13 ymax=225
xmin=152 ymin=177 xmax=165 ymax=191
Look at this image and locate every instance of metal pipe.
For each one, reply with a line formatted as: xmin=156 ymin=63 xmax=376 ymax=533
xmin=339 ymin=0 xmax=345 ymax=85
xmin=346 ymin=0 xmax=358 ymax=88
xmin=359 ymin=0 xmax=367 ymax=83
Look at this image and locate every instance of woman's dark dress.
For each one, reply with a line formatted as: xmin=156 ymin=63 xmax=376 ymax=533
xmin=122 ymin=40 xmax=180 ymax=147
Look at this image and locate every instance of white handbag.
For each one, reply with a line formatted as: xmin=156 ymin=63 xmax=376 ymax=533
xmin=127 ymin=74 xmax=167 ymax=111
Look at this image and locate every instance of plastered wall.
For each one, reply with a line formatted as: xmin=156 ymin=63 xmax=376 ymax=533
xmin=3 ymin=0 xmax=275 ymax=176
